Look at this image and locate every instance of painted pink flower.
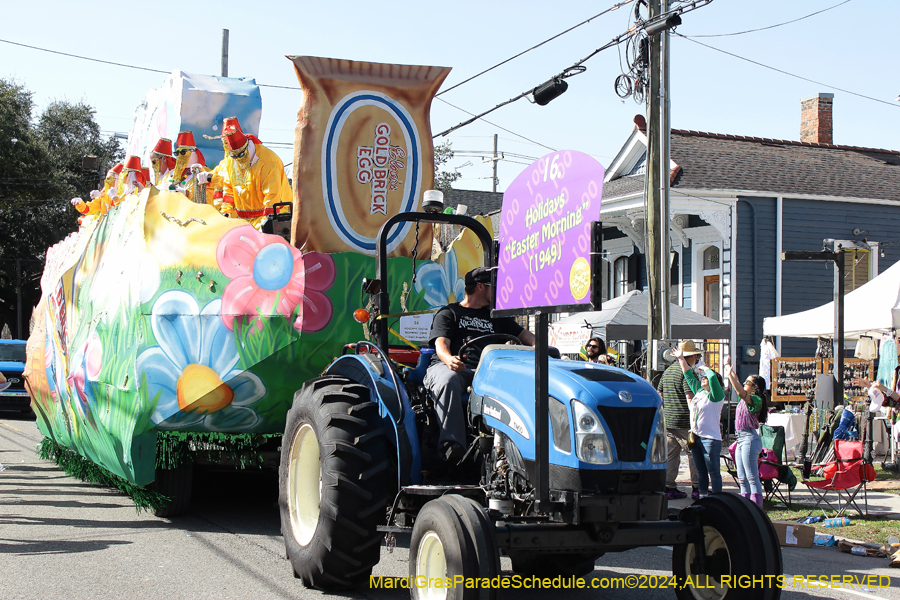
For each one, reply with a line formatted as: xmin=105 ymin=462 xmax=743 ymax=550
xmin=217 ymin=225 xmax=306 ymax=332
xmin=297 ymin=253 xmax=335 ymax=332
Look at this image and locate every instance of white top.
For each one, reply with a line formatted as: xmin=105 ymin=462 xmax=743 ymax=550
xmin=685 ymin=368 xmax=724 ymax=441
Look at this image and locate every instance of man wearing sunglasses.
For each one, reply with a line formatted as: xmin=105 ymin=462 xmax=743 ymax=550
xmin=425 ymin=267 xmax=536 ymax=466
xmin=166 ymin=131 xmax=211 ymax=203
xmin=219 ymin=116 xmax=292 ymax=230
xmin=584 ymin=337 xmax=611 ymax=364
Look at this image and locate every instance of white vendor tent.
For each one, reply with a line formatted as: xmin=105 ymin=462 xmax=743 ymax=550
xmin=549 ymin=290 xmax=731 ymax=354
xmin=763 ymin=259 xmax=900 ymax=340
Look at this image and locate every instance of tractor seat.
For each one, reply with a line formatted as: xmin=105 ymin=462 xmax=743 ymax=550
xmin=404 ymin=348 xmax=435 ymax=385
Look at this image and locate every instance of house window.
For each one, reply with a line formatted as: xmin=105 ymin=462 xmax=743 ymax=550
xmin=698 ymin=244 xmax=721 ymax=322
xmin=670 ymin=251 xmax=680 ymax=305
xmin=614 ymin=256 xmax=628 ymax=298
xmin=703 ymin=246 xmax=720 ymax=270
xmin=844 ymin=249 xmax=870 ymax=294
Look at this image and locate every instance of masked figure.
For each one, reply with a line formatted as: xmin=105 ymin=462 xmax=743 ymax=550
xmin=168 ymin=131 xmax=210 ymax=203
xmin=220 ymin=116 xmax=291 ymax=229
xmin=93 ymin=162 xmax=123 ymax=214
xmin=118 ymin=156 xmax=147 ymax=201
xmin=150 ymin=138 xmax=176 ymax=187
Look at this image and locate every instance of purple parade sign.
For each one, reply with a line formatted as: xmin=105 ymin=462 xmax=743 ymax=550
xmin=496 ymin=150 xmax=604 ymax=312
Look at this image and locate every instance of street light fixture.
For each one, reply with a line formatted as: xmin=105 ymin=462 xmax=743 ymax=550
xmin=532 ymin=77 xmax=568 ymax=106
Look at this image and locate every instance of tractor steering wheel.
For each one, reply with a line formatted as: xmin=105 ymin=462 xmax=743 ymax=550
xmin=457 ymin=333 xmax=522 ymax=368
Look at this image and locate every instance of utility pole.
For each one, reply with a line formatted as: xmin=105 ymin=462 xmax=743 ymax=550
xmin=492 ymin=134 xmax=499 ymax=193
xmin=481 ymin=134 xmax=503 ymax=193
xmin=221 ymin=29 xmax=229 ymax=77
xmin=646 ymin=0 xmax=671 ymax=380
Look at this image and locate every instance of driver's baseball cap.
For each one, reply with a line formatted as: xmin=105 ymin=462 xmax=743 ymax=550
xmin=465 ymin=267 xmax=496 ymax=286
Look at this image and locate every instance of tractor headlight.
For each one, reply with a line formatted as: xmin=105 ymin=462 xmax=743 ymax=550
xmin=650 ymin=410 xmax=667 ymax=464
xmin=572 ymin=400 xmax=612 ymax=465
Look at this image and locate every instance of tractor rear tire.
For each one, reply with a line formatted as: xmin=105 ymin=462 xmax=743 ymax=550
xmin=280 ymin=376 xmax=390 ymax=591
xmin=410 ymin=496 xmax=495 ymax=600
xmin=153 ymin=460 xmax=193 ymax=518
xmin=672 ymin=493 xmax=782 ymax=600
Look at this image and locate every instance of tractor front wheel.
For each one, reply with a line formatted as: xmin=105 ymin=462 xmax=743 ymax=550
xmin=410 ymin=495 xmax=498 ymax=600
xmin=672 ymin=493 xmax=782 ymax=600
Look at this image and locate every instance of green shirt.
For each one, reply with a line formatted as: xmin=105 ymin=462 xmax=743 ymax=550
xmin=658 ymin=362 xmax=691 ymax=429
xmin=683 ymin=367 xmax=724 ymax=402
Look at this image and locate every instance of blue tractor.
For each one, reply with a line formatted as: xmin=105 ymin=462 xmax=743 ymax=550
xmin=278 ymin=211 xmax=782 ymax=600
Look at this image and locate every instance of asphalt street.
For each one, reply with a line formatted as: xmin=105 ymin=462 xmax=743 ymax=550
xmin=2 ymin=414 xmax=900 ymax=600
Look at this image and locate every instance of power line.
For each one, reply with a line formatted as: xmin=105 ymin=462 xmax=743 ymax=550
xmin=675 ymin=33 xmax=900 ymax=109
xmin=437 ymin=0 xmax=636 ymax=97
xmin=433 ymin=1 xmax=715 ymax=139
xmin=0 ymin=38 xmax=299 ymax=91
xmin=0 ymin=38 xmax=169 ymax=74
xmin=1 ymin=35 xmax=562 ymax=156
xmin=688 ymin=0 xmax=853 ymax=38
xmin=435 ymin=97 xmax=557 ymax=152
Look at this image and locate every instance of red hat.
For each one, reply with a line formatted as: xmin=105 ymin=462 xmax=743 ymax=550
xmin=140 ymin=167 xmax=150 ymax=184
xmin=175 ymin=131 xmax=198 ymax=150
xmin=109 ymin=162 xmax=124 ymax=175
xmin=152 ymin=138 xmax=173 ymax=157
xmin=222 ymin=117 xmax=248 ymax=151
xmin=124 ymin=156 xmax=142 ymax=171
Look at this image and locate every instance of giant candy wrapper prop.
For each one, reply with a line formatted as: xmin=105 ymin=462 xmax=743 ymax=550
xmin=289 ymin=56 xmax=450 ymax=257
xmin=23 ymin=58 xmax=493 ymax=487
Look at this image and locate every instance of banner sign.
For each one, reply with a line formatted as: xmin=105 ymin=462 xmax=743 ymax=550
xmin=496 ymin=150 xmax=604 ymax=312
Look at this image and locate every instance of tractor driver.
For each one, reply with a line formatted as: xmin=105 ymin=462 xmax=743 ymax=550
xmin=424 ymin=267 xmax=535 ymax=464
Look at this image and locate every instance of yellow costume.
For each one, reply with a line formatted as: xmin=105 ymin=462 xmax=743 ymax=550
xmin=221 ymin=116 xmax=291 ymax=230
xmin=222 ymin=143 xmax=291 ymax=229
xmin=209 ymin=159 xmax=230 ymax=214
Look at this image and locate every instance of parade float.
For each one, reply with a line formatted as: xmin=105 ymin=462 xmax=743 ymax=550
xmin=24 ymin=57 xmax=490 ymax=509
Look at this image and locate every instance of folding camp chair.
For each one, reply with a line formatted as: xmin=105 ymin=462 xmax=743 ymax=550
xmin=759 ymin=424 xmax=795 ymax=507
xmin=802 ymin=440 xmax=875 ymax=518
xmin=723 ymin=426 xmax=796 ymax=506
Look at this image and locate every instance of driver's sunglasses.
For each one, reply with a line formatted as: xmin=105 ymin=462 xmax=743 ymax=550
xmin=586 ymin=344 xmax=600 ymax=349
xmin=231 ymin=148 xmax=248 ymax=159
xmin=174 ymin=149 xmax=191 ymax=156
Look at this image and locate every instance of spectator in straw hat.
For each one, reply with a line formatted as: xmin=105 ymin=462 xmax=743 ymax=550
xmin=657 ymin=340 xmax=702 ymax=499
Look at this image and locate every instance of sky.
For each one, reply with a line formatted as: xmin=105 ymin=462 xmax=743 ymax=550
xmin=2 ymin=0 xmax=897 ymax=193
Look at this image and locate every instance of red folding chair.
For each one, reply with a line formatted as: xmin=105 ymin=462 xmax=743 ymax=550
xmin=802 ymin=440 xmax=875 ymax=517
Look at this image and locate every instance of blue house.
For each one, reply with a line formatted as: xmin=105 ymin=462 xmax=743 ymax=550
xmin=599 ymin=93 xmax=900 ymax=380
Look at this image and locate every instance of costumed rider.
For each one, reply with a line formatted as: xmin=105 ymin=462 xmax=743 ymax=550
xmin=150 ymin=138 xmax=176 ymax=187
xmin=218 ymin=116 xmax=292 ymax=230
xmin=169 ymin=131 xmax=211 ymax=203
xmin=87 ymin=162 xmax=123 ymax=215
xmin=201 ymin=133 xmax=233 ymax=216
xmin=423 ymin=267 xmax=536 ymax=464
xmin=117 ymin=156 xmax=147 ymax=200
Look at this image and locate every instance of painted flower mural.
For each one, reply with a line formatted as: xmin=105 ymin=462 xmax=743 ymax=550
xmin=136 ymin=290 xmax=267 ymax=431
xmin=216 ymin=225 xmax=305 ymax=332
xmin=297 ymin=252 xmax=335 ymax=332
xmin=414 ymin=248 xmax=465 ymax=308
xmin=67 ymin=332 xmax=103 ymax=417
xmin=216 ymin=225 xmax=336 ymax=333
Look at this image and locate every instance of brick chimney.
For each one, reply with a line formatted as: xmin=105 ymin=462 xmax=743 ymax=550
xmin=800 ymin=93 xmax=834 ymax=144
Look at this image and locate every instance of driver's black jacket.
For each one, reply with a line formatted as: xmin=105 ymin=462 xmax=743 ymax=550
xmin=427 ymin=303 xmax=523 ymax=367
